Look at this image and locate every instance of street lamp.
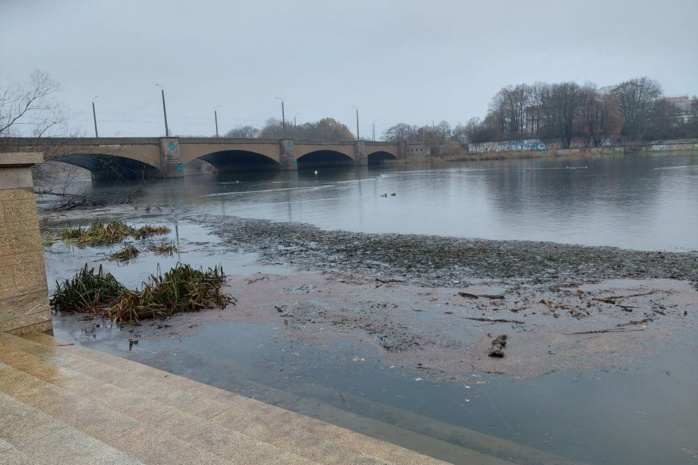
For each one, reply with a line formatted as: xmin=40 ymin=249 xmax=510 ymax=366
xmin=92 ymin=96 xmax=99 ymax=138
xmin=155 ymin=84 xmax=169 ymax=137
xmin=372 ymin=120 xmax=377 ymax=141
xmin=214 ymin=105 xmax=220 ymax=137
xmin=352 ymin=106 xmax=360 ymax=140
xmin=276 ymin=97 xmax=286 ymax=138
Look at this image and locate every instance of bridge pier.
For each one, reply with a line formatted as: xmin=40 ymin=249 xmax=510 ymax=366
xmin=159 ymin=138 xmax=184 ymax=178
xmin=397 ymin=141 xmax=407 ymax=161
xmin=279 ymin=139 xmax=297 ymax=170
xmin=354 ymin=141 xmax=367 ymax=166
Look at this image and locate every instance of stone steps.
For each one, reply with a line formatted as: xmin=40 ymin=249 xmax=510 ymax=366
xmin=147 ymin=340 xmax=588 ymax=465
xmin=2 ymin=332 xmax=510 ymax=464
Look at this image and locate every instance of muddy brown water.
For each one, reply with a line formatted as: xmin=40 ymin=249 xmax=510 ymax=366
xmin=42 ymin=152 xmax=698 ymax=464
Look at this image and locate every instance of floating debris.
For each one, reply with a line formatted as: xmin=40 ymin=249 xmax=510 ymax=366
xmin=488 ymin=334 xmax=508 ymax=358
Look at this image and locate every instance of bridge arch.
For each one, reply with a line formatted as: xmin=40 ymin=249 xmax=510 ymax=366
xmin=367 ymin=150 xmax=398 ymax=165
xmin=193 ymin=150 xmax=282 ymax=172
xmin=50 ymin=153 xmax=162 ymax=181
xmin=296 ymin=149 xmax=354 ymax=169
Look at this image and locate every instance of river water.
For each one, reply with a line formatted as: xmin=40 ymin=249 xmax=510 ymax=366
xmin=43 ymin=151 xmax=698 ymax=465
xmin=83 ymin=150 xmax=698 ymax=251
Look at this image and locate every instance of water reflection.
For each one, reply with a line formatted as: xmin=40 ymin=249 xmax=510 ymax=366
xmin=72 ymin=152 xmax=697 ymax=251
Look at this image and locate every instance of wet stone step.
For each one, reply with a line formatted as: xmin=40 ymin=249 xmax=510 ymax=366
xmin=5 ymin=332 xmax=457 ymax=464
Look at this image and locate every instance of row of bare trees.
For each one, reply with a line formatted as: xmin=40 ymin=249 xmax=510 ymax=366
xmin=381 ymin=78 xmax=697 ymax=148
xmin=471 ymin=77 xmax=697 ymax=147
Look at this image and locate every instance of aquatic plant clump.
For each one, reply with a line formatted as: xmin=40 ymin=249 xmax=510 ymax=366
xmin=56 ymin=220 xmax=171 ymax=247
xmin=51 ymin=265 xmax=127 ymax=315
xmin=109 ymin=244 xmax=140 ymax=262
xmin=133 ymin=225 xmax=171 ymax=240
xmin=51 ymin=263 xmax=235 ymax=324
xmin=57 ymin=220 xmax=134 ymax=246
xmin=150 ymin=242 xmax=177 ymax=256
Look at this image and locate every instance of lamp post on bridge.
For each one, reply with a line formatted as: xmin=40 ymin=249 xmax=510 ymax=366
xmin=92 ymin=96 xmax=99 ymax=138
xmin=214 ymin=105 xmax=220 ymax=137
xmin=352 ymin=106 xmax=360 ymax=140
xmin=276 ymin=97 xmax=286 ymax=138
xmin=372 ymin=120 xmax=377 ymax=142
xmin=155 ymin=84 xmax=169 ymax=137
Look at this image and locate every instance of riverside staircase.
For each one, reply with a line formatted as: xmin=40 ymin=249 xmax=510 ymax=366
xmin=0 ymin=332 xmax=588 ymax=465
xmin=0 ymin=332 xmax=484 ymax=465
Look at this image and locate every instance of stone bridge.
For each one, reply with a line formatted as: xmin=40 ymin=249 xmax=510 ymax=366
xmin=0 ymin=137 xmax=406 ymax=180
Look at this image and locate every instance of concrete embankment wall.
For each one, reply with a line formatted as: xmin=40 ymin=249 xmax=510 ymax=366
xmin=556 ymin=139 xmax=698 ymax=155
xmin=0 ymin=153 xmax=52 ymax=334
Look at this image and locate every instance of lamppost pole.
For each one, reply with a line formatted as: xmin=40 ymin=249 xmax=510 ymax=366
xmin=156 ymin=84 xmax=169 ymax=137
xmin=274 ymin=97 xmax=286 ymax=138
xmin=92 ymin=96 xmax=99 ymax=138
xmin=281 ymin=101 xmax=286 ymax=138
xmin=372 ymin=120 xmax=377 ymax=141
xmin=214 ymin=106 xmax=220 ymax=137
xmin=353 ymin=107 xmax=360 ymax=140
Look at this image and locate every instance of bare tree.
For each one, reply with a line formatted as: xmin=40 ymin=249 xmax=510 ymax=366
xmin=612 ymin=77 xmax=662 ymax=141
xmin=486 ymin=84 xmax=532 ymax=136
xmin=539 ymin=82 xmax=585 ymax=148
xmin=0 ymin=71 xmax=63 ymax=137
xmin=224 ymin=125 xmax=260 ymax=138
xmin=296 ymin=118 xmax=354 ymax=140
xmin=258 ymin=118 xmax=287 ymax=138
xmin=383 ymin=123 xmax=419 ymax=142
xmin=450 ymin=122 xmax=470 ymax=144
xmin=577 ymin=84 xmax=622 ymax=146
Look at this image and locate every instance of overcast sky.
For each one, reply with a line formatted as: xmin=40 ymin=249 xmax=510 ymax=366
xmin=2 ymin=0 xmax=697 ymax=138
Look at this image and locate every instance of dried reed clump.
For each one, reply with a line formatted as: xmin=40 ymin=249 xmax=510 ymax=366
xmin=150 ymin=242 xmax=177 ymax=256
xmin=133 ymin=225 xmax=171 ymax=240
xmin=57 ymin=220 xmax=171 ymax=247
xmin=51 ymin=263 xmax=235 ymax=324
xmin=109 ymin=244 xmax=140 ymax=262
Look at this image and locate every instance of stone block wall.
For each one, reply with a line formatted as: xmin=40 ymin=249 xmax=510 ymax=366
xmin=0 ymin=153 xmax=52 ymax=334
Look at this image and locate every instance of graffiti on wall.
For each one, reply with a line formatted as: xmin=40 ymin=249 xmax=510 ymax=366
xmin=468 ymin=140 xmax=547 ymax=154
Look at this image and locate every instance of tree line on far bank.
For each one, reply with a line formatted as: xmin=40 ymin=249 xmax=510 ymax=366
xmin=2 ymin=72 xmax=696 ymax=151
xmin=383 ymin=77 xmax=698 ymax=149
xmin=225 ymin=117 xmax=354 ymax=141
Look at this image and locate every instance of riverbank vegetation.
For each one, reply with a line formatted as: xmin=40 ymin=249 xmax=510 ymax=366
xmin=219 ymin=77 xmax=696 ymax=153
xmin=51 ymin=263 xmax=234 ymax=323
xmin=383 ymin=77 xmax=697 ymax=150
xmin=57 ymin=220 xmax=170 ymax=247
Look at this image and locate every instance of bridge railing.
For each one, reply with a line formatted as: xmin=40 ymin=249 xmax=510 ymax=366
xmin=0 ymin=137 xmax=162 ymax=146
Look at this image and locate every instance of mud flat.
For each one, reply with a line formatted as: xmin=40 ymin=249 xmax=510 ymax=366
xmin=42 ymin=209 xmax=698 ymax=379
xmin=184 ymin=214 xmax=698 ymax=379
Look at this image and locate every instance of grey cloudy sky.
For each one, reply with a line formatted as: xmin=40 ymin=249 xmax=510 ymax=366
xmin=2 ymin=0 xmax=697 ymax=138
